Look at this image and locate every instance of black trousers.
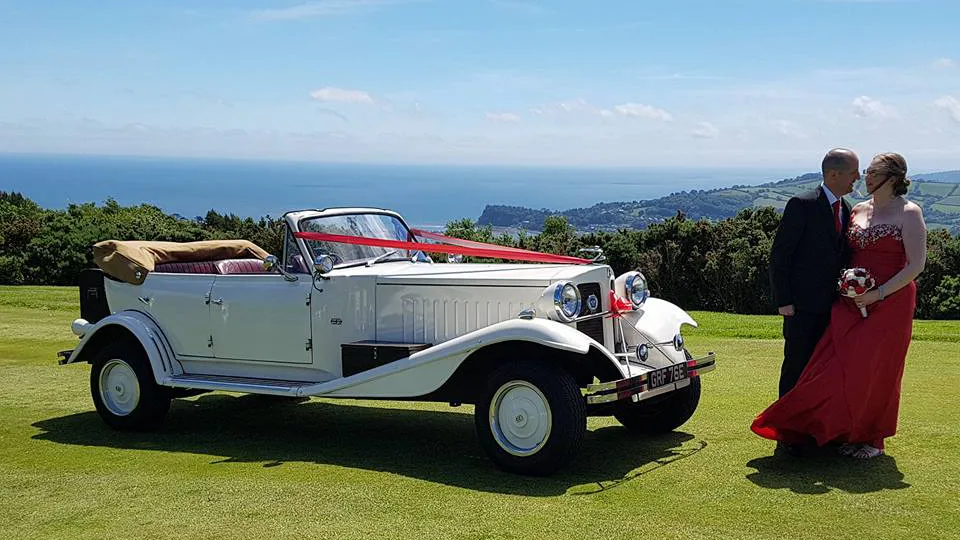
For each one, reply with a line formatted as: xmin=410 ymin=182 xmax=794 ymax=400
xmin=779 ymin=310 xmax=831 ymax=398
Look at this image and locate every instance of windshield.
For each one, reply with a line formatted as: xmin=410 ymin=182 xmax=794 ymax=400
xmin=299 ymin=213 xmax=413 ymax=266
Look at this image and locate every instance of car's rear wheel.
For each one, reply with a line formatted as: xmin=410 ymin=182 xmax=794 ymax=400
xmin=475 ymin=360 xmax=586 ymax=476
xmin=90 ymin=340 xmax=170 ymax=431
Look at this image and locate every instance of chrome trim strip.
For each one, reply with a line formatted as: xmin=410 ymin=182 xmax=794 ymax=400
xmin=571 ymin=310 xmax=611 ymax=323
xmin=165 ymin=375 xmax=303 ymax=396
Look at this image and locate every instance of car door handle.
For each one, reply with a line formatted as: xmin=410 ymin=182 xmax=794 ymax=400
xmin=137 ymin=296 xmax=153 ymax=306
xmin=211 ymin=298 xmax=223 ymax=305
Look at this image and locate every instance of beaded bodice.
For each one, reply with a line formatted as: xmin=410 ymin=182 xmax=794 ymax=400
xmin=846 ymin=223 xmax=906 ymax=283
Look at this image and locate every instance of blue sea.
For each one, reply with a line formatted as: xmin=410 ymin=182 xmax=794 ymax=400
xmin=0 ymin=153 xmax=799 ymax=228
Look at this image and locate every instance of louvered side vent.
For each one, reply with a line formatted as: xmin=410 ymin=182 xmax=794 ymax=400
xmin=576 ymin=282 xmax=604 ymax=344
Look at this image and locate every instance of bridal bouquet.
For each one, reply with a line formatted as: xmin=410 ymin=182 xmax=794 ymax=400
xmin=839 ymin=267 xmax=876 ymax=318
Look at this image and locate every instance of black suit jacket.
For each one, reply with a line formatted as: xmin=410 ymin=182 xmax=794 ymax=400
xmin=769 ymin=186 xmax=853 ymax=314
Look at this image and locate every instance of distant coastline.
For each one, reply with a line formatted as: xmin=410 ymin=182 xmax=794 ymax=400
xmin=478 ymin=170 xmax=960 ymax=234
xmin=0 ymin=152 xmax=799 ymax=226
xmin=1 ymin=153 xmax=957 ymax=234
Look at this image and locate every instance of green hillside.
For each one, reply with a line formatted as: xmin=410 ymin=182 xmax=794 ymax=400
xmin=478 ymin=172 xmax=960 ymax=233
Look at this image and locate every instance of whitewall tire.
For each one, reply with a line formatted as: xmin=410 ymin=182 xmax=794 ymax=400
xmin=475 ymin=360 xmax=586 ymax=476
xmin=90 ymin=340 xmax=170 ymax=431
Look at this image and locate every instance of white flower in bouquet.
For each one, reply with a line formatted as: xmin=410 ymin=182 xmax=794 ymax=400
xmin=838 ymin=267 xmax=877 ymax=318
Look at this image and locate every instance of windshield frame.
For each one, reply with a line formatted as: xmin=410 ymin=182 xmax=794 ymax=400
xmin=294 ymin=210 xmax=417 ymax=269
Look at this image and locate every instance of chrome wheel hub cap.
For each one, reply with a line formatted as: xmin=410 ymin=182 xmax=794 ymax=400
xmin=489 ymin=380 xmax=552 ymax=456
xmin=99 ymin=359 xmax=140 ymax=416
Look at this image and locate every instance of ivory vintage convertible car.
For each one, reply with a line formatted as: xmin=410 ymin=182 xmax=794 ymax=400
xmin=59 ymin=207 xmax=716 ymax=475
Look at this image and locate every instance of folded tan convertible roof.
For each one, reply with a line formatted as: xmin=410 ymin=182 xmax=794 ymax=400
xmin=93 ymin=239 xmax=269 ymax=285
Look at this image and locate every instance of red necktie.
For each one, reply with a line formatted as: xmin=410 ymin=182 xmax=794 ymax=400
xmin=833 ymin=200 xmax=842 ymax=233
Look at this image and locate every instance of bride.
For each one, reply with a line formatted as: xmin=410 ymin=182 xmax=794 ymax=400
xmin=751 ymin=152 xmax=928 ymax=459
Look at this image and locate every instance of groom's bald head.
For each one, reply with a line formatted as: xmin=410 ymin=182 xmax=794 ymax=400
xmin=821 ymin=148 xmax=860 ymax=196
xmin=822 ymin=148 xmax=858 ymax=176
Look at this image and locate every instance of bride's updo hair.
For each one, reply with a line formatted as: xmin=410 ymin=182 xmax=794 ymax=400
xmin=875 ymin=152 xmax=911 ymax=196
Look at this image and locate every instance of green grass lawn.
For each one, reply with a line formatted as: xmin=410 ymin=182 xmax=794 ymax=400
xmin=1 ymin=286 xmax=958 ymax=540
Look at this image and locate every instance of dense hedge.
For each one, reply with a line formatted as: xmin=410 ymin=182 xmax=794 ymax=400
xmin=2 ymin=191 xmax=958 ymax=319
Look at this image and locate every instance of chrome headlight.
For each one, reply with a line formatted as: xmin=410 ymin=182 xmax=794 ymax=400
xmin=626 ymin=273 xmax=649 ymax=307
xmin=553 ymin=282 xmax=581 ymax=322
xmin=616 ymin=271 xmax=649 ymax=308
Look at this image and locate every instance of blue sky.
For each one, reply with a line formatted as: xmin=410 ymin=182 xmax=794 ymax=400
xmin=1 ymin=0 xmax=958 ymax=169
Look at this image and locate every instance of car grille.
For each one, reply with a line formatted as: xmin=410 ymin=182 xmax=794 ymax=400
xmin=576 ymin=282 xmax=604 ymax=344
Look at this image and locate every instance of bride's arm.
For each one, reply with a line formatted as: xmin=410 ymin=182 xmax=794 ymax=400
xmin=882 ymin=204 xmax=927 ymax=295
xmin=860 ymin=204 xmax=927 ymax=307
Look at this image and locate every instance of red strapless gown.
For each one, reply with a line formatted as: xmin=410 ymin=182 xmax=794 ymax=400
xmin=751 ymin=223 xmax=916 ymax=450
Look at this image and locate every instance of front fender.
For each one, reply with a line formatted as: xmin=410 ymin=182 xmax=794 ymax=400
xmin=612 ymin=297 xmax=698 ymax=367
xmin=311 ymin=317 xmax=620 ymax=398
xmin=621 ymin=297 xmax=697 ymax=344
xmin=62 ymin=311 xmax=181 ymax=383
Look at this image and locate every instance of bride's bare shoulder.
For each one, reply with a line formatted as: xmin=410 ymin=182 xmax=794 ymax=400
xmin=901 ymin=198 xmax=924 ymax=215
xmin=900 ymin=199 xmax=926 ymax=230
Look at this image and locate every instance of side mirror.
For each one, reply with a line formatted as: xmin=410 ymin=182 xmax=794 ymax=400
xmin=263 ymin=255 xmax=298 ymax=282
xmin=314 ymin=254 xmax=335 ymax=275
xmin=262 ymin=255 xmax=279 ymax=272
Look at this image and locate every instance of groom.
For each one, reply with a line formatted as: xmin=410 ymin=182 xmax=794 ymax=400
xmin=769 ymin=148 xmax=858 ymax=401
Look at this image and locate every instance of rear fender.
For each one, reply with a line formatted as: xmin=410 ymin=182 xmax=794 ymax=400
xmin=62 ymin=311 xmax=181 ymax=383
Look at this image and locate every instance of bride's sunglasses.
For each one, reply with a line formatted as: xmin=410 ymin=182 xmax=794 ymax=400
xmin=854 ymin=168 xmax=890 ymax=197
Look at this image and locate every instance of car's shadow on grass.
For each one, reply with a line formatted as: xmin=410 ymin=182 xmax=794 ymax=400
xmin=745 ymin=449 xmax=911 ymax=495
xmin=32 ymin=394 xmax=706 ymax=497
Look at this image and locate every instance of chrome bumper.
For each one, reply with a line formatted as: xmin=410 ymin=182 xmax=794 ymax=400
xmin=584 ymin=352 xmax=717 ymax=405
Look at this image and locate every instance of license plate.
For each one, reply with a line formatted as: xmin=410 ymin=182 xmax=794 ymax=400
xmin=647 ymin=363 xmax=688 ymax=389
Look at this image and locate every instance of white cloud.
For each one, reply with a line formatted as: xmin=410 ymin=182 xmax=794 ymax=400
xmin=249 ymin=0 xmax=414 ymax=22
xmin=485 ymin=112 xmax=520 ymax=123
xmin=851 ymin=95 xmax=895 ymax=118
xmin=527 ymin=98 xmax=672 ymax=121
xmin=612 ymin=103 xmax=673 ymax=121
xmin=692 ymin=121 xmax=719 ymax=139
xmin=310 ymin=87 xmax=375 ymax=104
xmin=935 ymin=96 xmax=960 ymax=123
xmin=529 ymin=98 xmax=597 ymax=116
xmin=774 ymin=120 xmax=807 ymax=139
xmin=933 ymin=58 xmax=956 ymax=69
xmin=558 ymin=99 xmax=588 ymax=113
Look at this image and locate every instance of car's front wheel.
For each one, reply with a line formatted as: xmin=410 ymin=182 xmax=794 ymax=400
xmin=614 ymin=376 xmax=701 ymax=434
xmin=475 ymin=360 xmax=586 ymax=476
xmin=90 ymin=340 xmax=171 ymax=431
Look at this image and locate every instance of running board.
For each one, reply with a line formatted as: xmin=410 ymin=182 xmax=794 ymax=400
xmin=164 ymin=374 xmax=307 ymax=396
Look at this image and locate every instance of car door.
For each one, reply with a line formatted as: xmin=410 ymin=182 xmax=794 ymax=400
xmin=207 ymin=274 xmax=314 ymax=364
xmin=141 ymin=274 xmax=217 ymax=359
xmin=308 ymin=274 xmax=377 ymax=377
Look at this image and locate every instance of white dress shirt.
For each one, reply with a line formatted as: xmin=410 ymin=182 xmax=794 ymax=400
xmin=821 ymin=182 xmax=843 ymax=230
